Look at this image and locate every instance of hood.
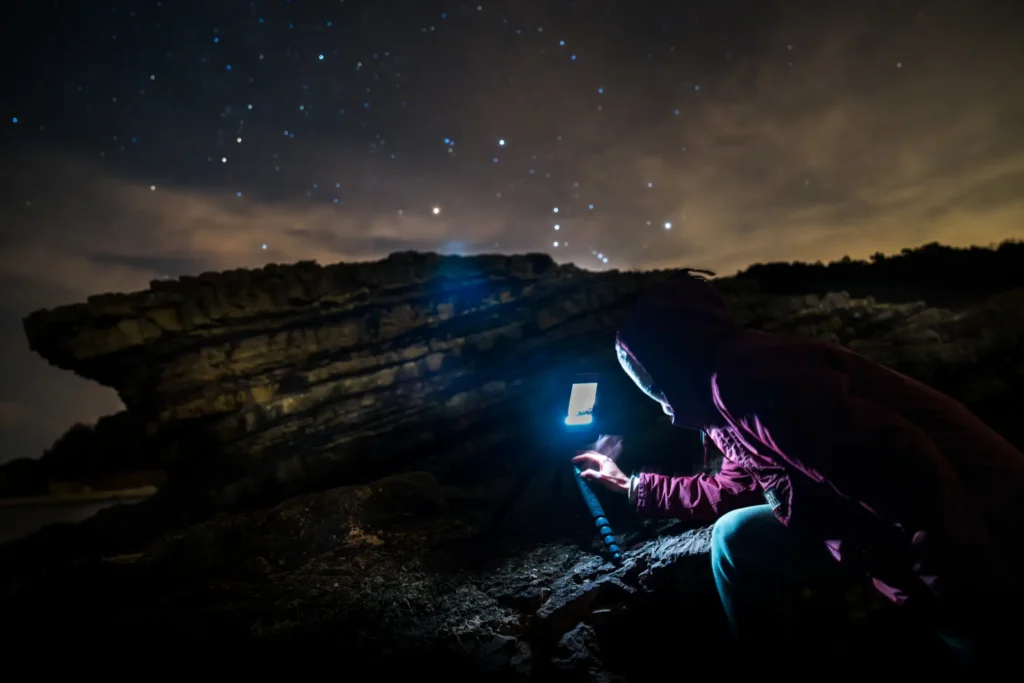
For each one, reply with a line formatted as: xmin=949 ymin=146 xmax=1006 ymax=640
xmin=615 ymin=271 xmax=740 ymax=429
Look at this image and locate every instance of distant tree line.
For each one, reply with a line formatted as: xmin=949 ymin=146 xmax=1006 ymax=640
xmin=726 ymin=240 xmax=1024 ymax=307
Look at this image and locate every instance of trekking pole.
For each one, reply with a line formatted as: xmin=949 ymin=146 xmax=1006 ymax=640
xmin=573 ymin=465 xmax=623 ymax=565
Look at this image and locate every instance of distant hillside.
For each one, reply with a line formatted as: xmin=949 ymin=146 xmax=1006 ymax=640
xmin=726 ymin=240 xmax=1024 ymax=307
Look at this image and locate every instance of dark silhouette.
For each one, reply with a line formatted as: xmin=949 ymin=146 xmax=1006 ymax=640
xmin=730 ymin=240 xmax=1024 ymax=307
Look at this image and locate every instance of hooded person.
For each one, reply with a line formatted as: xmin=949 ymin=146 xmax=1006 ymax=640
xmin=572 ymin=270 xmax=1024 ymax=665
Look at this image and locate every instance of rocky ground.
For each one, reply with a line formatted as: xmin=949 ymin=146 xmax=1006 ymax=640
xmin=2 ymin=247 xmax=1022 ymax=675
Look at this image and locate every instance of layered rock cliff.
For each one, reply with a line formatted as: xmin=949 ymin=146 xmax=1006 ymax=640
xmin=3 ymin=246 xmax=1024 ymax=676
xmin=7 ymin=252 xmax=691 ymax=549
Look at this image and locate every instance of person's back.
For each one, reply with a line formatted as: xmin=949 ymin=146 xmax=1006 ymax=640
xmin=769 ymin=334 xmax=1024 ymax=583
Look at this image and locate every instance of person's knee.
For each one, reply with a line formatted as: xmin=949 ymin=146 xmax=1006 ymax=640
xmin=711 ymin=505 xmax=775 ymax=574
xmin=711 ymin=508 xmax=749 ymax=572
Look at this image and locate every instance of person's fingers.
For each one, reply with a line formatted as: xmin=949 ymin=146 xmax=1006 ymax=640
xmin=571 ymin=453 xmax=602 ymax=466
xmin=578 ymin=469 xmax=596 ymax=479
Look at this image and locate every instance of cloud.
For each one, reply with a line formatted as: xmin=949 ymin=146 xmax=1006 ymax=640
xmin=0 ymin=401 xmax=29 ymax=427
xmin=0 ymin=157 xmax=517 ymax=308
xmin=537 ymin=3 xmax=1024 ymax=274
xmin=2 ymin=4 xmax=1022 ymax=300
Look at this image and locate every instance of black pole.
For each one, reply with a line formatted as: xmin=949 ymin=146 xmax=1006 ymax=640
xmin=573 ymin=465 xmax=623 ymax=565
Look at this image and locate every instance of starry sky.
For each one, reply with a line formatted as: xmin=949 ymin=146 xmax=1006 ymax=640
xmin=1 ymin=0 xmax=1023 ymax=465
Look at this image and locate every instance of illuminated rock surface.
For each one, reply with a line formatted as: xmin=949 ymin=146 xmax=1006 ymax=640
xmin=2 ymin=244 xmax=1023 ymax=675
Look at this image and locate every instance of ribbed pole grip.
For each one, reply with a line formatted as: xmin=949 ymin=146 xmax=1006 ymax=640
xmin=573 ymin=466 xmax=623 ymax=565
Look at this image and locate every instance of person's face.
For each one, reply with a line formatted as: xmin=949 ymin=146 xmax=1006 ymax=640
xmin=616 ymin=340 xmax=674 ymax=418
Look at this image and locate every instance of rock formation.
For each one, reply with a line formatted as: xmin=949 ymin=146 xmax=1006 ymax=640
xmin=3 ymin=245 xmax=1023 ymax=675
xmin=7 ymin=253 xmax=688 ymax=542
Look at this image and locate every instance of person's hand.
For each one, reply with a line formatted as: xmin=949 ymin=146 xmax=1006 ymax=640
xmin=571 ymin=451 xmax=630 ymax=495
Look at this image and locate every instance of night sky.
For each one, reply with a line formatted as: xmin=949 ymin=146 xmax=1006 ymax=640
xmin=1 ymin=0 xmax=1023 ymax=464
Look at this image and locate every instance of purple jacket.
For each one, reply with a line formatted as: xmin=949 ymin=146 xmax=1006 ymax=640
xmin=617 ymin=275 xmax=1024 ymax=610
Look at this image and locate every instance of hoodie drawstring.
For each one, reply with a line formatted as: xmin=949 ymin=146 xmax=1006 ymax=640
xmin=701 ymin=429 xmax=709 ymax=469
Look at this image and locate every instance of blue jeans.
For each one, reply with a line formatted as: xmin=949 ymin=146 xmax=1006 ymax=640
xmin=710 ymin=504 xmax=978 ymax=662
xmin=711 ymin=504 xmax=832 ymax=638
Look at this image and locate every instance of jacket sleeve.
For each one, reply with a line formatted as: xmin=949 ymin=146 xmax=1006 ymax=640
xmin=634 ymin=457 xmax=764 ymax=520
